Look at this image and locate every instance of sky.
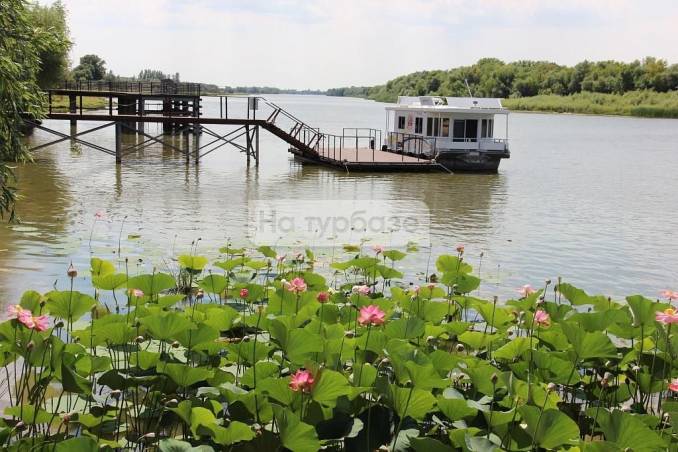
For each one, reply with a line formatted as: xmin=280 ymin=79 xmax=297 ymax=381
xmin=50 ymin=0 xmax=678 ymax=90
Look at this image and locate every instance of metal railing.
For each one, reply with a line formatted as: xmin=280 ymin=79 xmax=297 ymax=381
xmin=387 ymin=132 xmax=437 ymax=157
xmin=54 ymin=80 xmax=202 ymax=96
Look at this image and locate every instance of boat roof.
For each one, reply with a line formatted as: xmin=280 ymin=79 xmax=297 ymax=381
xmin=386 ymin=96 xmax=509 ymax=114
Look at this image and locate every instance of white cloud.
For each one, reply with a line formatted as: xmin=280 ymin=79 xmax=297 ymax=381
xmin=53 ymin=0 xmax=678 ymax=89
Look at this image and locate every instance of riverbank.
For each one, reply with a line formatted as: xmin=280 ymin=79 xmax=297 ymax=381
xmin=502 ymin=90 xmax=678 ymax=118
xmin=49 ymin=94 xmax=107 ymax=112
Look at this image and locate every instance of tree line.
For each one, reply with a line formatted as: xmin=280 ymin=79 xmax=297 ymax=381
xmin=329 ymin=57 xmax=678 ymax=102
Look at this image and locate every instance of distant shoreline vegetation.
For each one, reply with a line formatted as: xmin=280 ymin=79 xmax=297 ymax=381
xmin=219 ymin=58 xmax=678 ymax=119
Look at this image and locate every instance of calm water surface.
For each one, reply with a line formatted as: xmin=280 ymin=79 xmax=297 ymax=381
xmin=1 ymin=95 xmax=677 ymax=302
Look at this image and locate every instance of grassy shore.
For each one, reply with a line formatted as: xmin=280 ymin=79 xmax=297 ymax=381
xmin=48 ymin=94 xmax=108 ymax=112
xmin=502 ymin=90 xmax=678 ymax=118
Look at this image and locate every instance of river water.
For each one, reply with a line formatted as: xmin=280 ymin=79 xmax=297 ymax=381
xmin=1 ymin=95 xmax=677 ymax=302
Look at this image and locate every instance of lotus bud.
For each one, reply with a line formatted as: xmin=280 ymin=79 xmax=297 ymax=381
xmin=165 ymin=398 xmax=178 ymax=407
xmin=171 ymin=340 xmax=180 ymax=348
xmin=55 ymin=320 xmax=64 ymax=328
xmin=605 ymin=360 xmax=613 ymax=368
xmin=601 ymin=378 xmax=609 ymax=388
xmin=480 ymin=251 xmax=484 ymax=258
xmin=73 ymin=336 xmax=81 ymax=343
xmin=110 ymin=389 xmax=122 ymax=399
xmin=39 ymin=299 xmax=46 ymax=307
xmin=140 ymin=432 xmax=156 ymax=441
xmin=624 ymin=377 xmax=630 ymax=385
xmin=507 ymin=331 xmax=513 ymax=337
xmin=545 ymin=279 xmax=551 ymax=286
xmin=14 ymin=421 xmax=25 ymax=431
xmin=632 ymin=365 xmax=641 ymax=372
xmin=135 ymin=336 xmax=145 ymax=343
xmin=27 ymin=340 xmax=35 ymax=351
xmin=67 ymin=263 xmax=77 ymax=278
xmin=380 ymin=358 xmax=390 ymax=365
xmin=197 ymin=289 xmax=204 ymax=300
xmin=603 ymin=372 xmax=613 ymax=381
xmin=490 ymin=373 xmax=498 ymax=384
xmin=242 ymin=335 xmax=251 ymax=342
xmin=456 ymin=344 xmax=465 ymax=353
xmin=547 ymin=382 xmax=557 ymax=392
xmin=426 ymin=336 xmax=435 ymax=343
xmin=345 ymin=330 xmax=355 ymax=338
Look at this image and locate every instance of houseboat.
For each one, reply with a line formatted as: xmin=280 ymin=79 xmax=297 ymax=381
xmin=384 ymin=96 xmax=510 ymax=172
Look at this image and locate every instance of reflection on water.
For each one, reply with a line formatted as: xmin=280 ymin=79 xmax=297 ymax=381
xmin=1 ymin=95 xmax=678 ymax=302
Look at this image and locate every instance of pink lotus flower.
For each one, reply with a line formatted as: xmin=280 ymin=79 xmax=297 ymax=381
xmin=661 ymin=290 xmax=678 ymax=301
xmin=289 ymin=369 xmax=315 ymax=393
xmin=456 ymin=244 xmax=465 ymax=254
xmin=656 ymin=308 xmax=678 ymax=324
xmin=534 ymin=310 xmax=550 ymax=327
xmin=240 ymin=288 xmax=249 ymax=298
xmin=7 ymin=304 xmax=27 ymax=320
xmin=317 ymin=291 xmax=329 ymax=303
xmin=9 ymin=305 xmax=50 ymax=332
xmin=285 ymin=277 xmax=307 ymax=293
xmin=372 ymin=244 xmax=385 ymax=254
xmin=518 ymin=285 xmax=536 ymax=298
xmin=129 ymin=289 xmax=144 ymax=298
xmin=358 ymin=305 xmax=386 ymax=326
xmin=94 ymin=211 xmax=105 ymax=220
xmin=670 ymin=378 xmax=678 ymax=392
xmin=352 ymin=285 xmax=370 ymax=296
xmin=410 ymin=285 xmax=420 ymax=295
xmin=276 ymin=255 xmax=286 ymax=263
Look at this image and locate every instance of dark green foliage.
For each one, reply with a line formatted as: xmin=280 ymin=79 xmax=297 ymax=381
xmin=71 ymin=54 xmax=107 ymax=81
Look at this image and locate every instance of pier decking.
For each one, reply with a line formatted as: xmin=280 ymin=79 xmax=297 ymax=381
xmin=27 ymin=81 xmax=447 ymax=172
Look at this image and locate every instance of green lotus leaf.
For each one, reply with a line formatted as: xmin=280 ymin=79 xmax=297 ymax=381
xmin=241 ymin=361 xmax=280 ymax=388
xmin=410 ymin=437 xmax=454 ymax=452
xmin=556 ymin=283 xmax=610 ymax=307
xmin=140 ymin=312 xmax=195 ymax=341
xmin=175 ymin=323 xmax=219 ymax=348
xmin=286 ymin=329 xmax=323 ymax=364
xmin=385 ymin=317 xmax=426 ymax=340
xmin=257 ymin=245 xmax=277 ymax=259
xmin=209 ymin=421 xmax=256 ymax=446
xmin=257 ymin=377 xmax=295 ymax=405
xmin=311 ymin=369 xmax=351 ymax=408
xmin=90 ymin=257 xmax=116 ymax=277
xmin=158 ymin=438 xmax=215 ymax=452
xmin=405 ymin=362 xmax=447 ymax=390
xmin=458 ymin=331 xmax=501 ymax=351
xmin=243 ymin=259 xmax=268 ymax=270
xmin=383 ymin=250 xmax=407 ymax=261
xmin=436 ymin=255 xmax=472 ymax=273
xmin=131 ymin=350 xmax=161 ymax=370
xmin=201 ymin=306 xmax=239 ymax=332
xmin=61 ymin=352 xmax=92 ymax=395
xmin=356 ymin=329 xmax=387 ymax=353
xmin=377 ymin=265 xmax=404 ymax=280
xmin=158 ymin=362 xmax=214 ymax=387
xmin=127 ymin=272 xmax=176 ymax=296
xmin=227 ymin=339 xmax=273 ymax=365
xmin=353 ymin=363 xmax=377 ymax=387
xmin=214 ymin=257 xmax=247 ymax=271
xmin=198 ymin=274 xmax=228 ymax=294
xmin=493 ymin=337 xmax=531 ymax=360
xmin=441 ymin=271 xmax=480 ymax=293
xmin=46 ymin=290 xmax=96 ymax=321
xmin=188 ymin=406 xmax=217 ymax=437
xmin=437 ymin=397 xmax=478 ymax=421
xmin=387 ymin=384 xmax=437 ymax=421
xmin=561 ymin=322 xmax=617 ymax=360
xmin=473 ymin=301 xmax=513 ymax=329
xmin=179 ymin=255 xmax=209 ymax=271
xmin=19 ymin=290 xmax=42 ymax=314
xmin=157 ymin=294 xmax=185 ymax=308
xmin=626 ymin=295 xmax=665 ymax=328
xmin=586 ymin=408 xmax=667 ymax=451
xmin=4 ymin=404 xmax=53 ymax=424
xmin=54 ymin=437 xmax=98 ymax=452
xmin=518 ymin=405 xmax=579 ymax=449
xmin=272 ymin=406 xmax=320 ymax=452
xmin=92 ymin=273 xmax=127 ymax=291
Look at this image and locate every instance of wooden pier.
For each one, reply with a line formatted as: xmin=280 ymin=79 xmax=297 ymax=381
xmin=27 ymin=81 xmax=445 ymax=172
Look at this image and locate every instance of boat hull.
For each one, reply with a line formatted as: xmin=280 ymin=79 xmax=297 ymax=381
xmin=435 ymin=151 xmax=509 ymax=173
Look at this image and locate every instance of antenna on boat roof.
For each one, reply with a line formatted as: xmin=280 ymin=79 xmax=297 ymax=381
xmin=464 ymin=78 xmax=473 ymax=97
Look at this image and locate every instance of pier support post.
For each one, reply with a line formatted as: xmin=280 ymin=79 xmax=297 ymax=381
xmin=184 ymin=132 xmax=190 ymax=164
xmin=115 ymin=122 xmax=122 ymax=164
xmin=69 ymin=95 xmax=77 ymax=126
xmin=193 ymin=126 xmax=200 ymax=165
xmin=255 ymin=125 xmax=260 ymax=166
xmin=245 ymin=125 xmax=251 ymax=165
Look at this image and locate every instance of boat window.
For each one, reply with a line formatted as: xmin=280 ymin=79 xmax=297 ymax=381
xmin=453 ymin=120 xmax=465 ymax=142
xmin=441 ymin=118 xmax=449 ymax=137
xmin=433 ymin=118 xmax=439 ymax=136
xmin=426 ymin=118 xmax=433 ymax=136
xmin=397 ymin=116 xmax=406 ymax=129
xmin=415 ymin=117 xmax=423 ymax=134
xmin=488 ymin=119 xmax=494 ymax=137
xmin=481 ymin=119 xmax=488 ymax=138
xmin=465 ymin=119 xmax=478 ymax=141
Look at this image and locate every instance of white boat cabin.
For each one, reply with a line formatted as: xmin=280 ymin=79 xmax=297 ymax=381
xmin=385 ymin=96 xmax=509 ymax=155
